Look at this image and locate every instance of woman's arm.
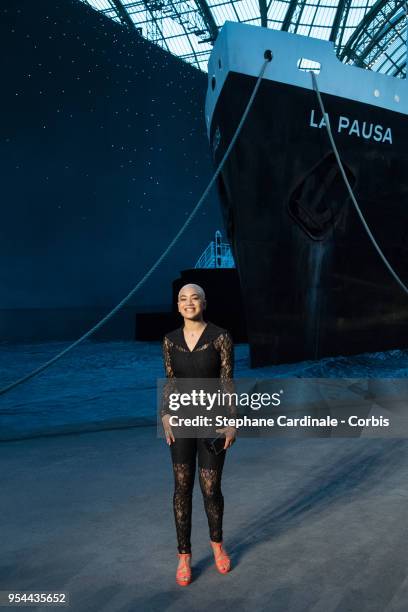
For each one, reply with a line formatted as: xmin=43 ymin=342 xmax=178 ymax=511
xmin=161 ymin=336 xmax=177 ymax=419
xmin=214 ymin=331 xmax=237 ymax=416
xmin=218 ymin=331 xmax=234 ymax=378
xmin=160 ymin=336 xmax=176 ymax=417
xmin=161 ymin=336 xmax=177 ymax=445
xmin=214 ymin=331 xmax=237 ymax=447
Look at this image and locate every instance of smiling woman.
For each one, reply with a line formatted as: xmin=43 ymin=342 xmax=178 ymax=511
xmin=178 ymin=284 xmax=207 ymax=351
xmin=160 ymin=283 xmax=237 ymax=586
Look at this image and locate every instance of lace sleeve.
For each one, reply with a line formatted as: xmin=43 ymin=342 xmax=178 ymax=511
xmin=214 ymin=331 xmax=237 ymax=419
xmin=161 ymin=336 xmax=177 ymax=418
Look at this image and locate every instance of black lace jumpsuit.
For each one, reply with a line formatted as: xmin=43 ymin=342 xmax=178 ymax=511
xmin=161 ymin=321 xmax=236 ymax=554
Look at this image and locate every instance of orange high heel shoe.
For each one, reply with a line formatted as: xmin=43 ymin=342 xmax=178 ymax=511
xmin=176 ymin=553 xmax=192 ymax=586
xmin=210 ymin=541 xmax=231 ymax=574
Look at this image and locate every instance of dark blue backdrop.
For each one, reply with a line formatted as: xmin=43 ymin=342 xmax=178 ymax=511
xmin=0 ymin=0 xmax=223 ymax=340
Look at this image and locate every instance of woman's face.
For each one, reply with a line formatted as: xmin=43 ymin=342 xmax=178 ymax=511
xmin=177 ymin=286 xmax=206 ymax=320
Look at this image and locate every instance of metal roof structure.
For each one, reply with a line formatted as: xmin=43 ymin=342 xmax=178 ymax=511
xmin=80 ymin=0 xmax=408 ymax=75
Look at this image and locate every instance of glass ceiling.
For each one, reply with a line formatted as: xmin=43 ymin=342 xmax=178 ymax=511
xmin=80 ymin=0 xmax=408 ymax=75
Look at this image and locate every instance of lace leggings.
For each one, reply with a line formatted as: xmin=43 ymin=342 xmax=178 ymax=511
xmin=170 ymin=437 xmax=226 ymax=554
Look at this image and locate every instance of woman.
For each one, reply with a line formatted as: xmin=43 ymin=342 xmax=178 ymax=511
xmin=161 ymin=283 xmax=237 ymax=586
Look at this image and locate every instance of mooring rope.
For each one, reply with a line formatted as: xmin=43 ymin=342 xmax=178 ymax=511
xmin=311 ymin=70 xmax=408 ymax=296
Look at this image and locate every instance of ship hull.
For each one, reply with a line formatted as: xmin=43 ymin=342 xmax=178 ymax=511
xmin=210 ymin=72 xmax=408 ymax=366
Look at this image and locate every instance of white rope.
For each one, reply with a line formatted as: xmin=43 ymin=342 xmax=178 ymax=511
xmin=311 ymin=70 xmax=408 ymax=296
xmin=0 ymin=56 xmax=271 ymax=397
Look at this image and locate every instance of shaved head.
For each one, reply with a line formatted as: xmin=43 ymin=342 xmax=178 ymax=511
xmin=178 ymin=283 xmax=206 ymax=301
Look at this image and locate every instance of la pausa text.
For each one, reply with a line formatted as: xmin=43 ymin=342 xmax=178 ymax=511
xmin=309 ymin=109 xmax=392 ymax=144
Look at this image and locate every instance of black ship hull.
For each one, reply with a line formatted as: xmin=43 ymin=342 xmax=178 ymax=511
xmin=209 ymin=68 xmax=408 ymax=366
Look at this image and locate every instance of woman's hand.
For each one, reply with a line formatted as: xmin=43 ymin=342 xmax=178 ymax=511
xmin=162 ymin=414 xmax=175 ymax=445
xmin=216 ymin=426 xmax=237 ymax=450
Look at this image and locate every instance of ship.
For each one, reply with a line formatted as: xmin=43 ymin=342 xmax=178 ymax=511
xmin=205 ymin=21 xmax=408 ymax=367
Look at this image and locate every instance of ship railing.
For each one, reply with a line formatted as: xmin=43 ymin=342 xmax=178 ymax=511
xmin=195 ymin=231 xmax=235 ymax=268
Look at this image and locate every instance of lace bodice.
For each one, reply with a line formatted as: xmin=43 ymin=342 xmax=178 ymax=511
xmin=160 ymin=321 xmax=236 ymax=419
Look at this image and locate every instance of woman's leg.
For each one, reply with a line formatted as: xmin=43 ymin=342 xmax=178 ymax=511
xmin=170 ymin=438 xmax=197 ymax=554
xmin=197 ymin=440 xmax=226 ymax=544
